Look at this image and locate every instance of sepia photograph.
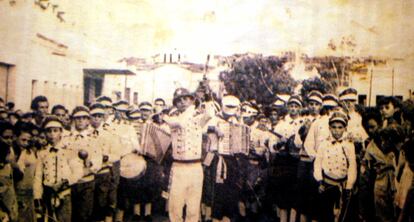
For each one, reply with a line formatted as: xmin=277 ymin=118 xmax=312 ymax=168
xmin=0 ymin=0 xmax=414 ymax=221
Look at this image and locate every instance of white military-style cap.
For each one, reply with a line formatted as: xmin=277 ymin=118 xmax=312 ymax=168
xmin=113 ymin=100 xmax=129 ymax=112
xmin=329 ymin=111 xmax=349 ymax=126
xmin=139 ymin=102 xmax=153 ymax=111
xmin=89 ymin=103 xmax=105 ymax=115
xmin=72 ymin=106 xmax=90 ymax=118
xmin=276 ymin=94 xmax=290 ymax=103
xmin=287 ymin=95 xmax=303 ymax=107
xmin=273 ymin=97 xmax=286 ymax=107
xmin=43 ymin=118 xmax=63 ymax=129
xmin=242 ymin=103 xmax=258 ymax=117
xmin=96 ymin=96 xmax=113 ymax=107
xmin=307 ymin=90 xmax=323 ymax=104
xmin=222 ymin=95 xmax=240 ymax=107
xmin=339 ymin=87 xmax=358 ymax=101
xmin=222 ymin=95 xmax=240 ymax=116
xmin=323 ymin=94 xmax=339 ymax=107
xmin=128 ymin=108 xmax=142 ymax=119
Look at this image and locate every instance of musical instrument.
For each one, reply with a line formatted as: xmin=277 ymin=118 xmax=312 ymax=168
xmin=120 ymin=153 xmax=146 ymax=179
xmin=141 ymin=123 xmax=171 ymax=164
xmin=216 ymin=122 xmax=250 ymax=155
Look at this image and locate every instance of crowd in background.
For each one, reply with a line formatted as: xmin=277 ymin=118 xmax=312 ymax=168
xmin=0 ymin=83 xmax=413 ymax=222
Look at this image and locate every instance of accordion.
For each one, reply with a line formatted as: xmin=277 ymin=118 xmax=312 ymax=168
xmin=216 ymin=122 xmax=250 ymax=155
xmin=141 ymin=123 xmax=172 ymax=164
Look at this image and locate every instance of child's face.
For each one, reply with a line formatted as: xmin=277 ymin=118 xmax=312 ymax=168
xmin=74 ymin=116 xmax=90 ymax=131
xmin=380 ymin=102 xmax=396 ymax=119
xmin=140 ymin=109 xmax=152 ymax=121
xmin=175 ymin=96 xmax=194 ymax=112
xmin=329 ymin=121 xmax=346 ymax=140
xmin=1 ymin=129 xmax=14 ymax=145
xmin=16 ymin=132 xmax=31 ymax=149
xmin=37 ymin=132 xmax=48 ymax=146
xmin=288 ymin=103 xmax=301 ymax=117
xmin=308 ymin=101 xmax=321 ymax=115
xmin=367 ymin=119 xmax=380 ymax=136
xmin=46 ymin=127 xmax=62 ymax=145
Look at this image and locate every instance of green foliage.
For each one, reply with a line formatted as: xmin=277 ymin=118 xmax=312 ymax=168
xmin=219 ymin=55 xmax=297 ymax=105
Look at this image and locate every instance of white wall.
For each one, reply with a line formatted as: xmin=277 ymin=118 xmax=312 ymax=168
xmin=350 ymin=60 xmax=414 ymax=106
xmin=0 ymin=1 xmax=93 ymax=111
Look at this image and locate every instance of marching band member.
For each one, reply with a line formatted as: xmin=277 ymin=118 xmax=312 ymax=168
xmin=65 ymin=106 xmax=103 ymax=222
xmin=139 ymin=102 xmax=153 ymax=124
xmin=206 ymin=95 xmax=245 ymax=222
xmin=295 ymin=90 xmax=323 ymax=222
xmin=165 ymin=88 xmax=211 ymax=222
xmin=90 ymin=103 xmax=121 ymax=222
xmin=272 ymin=95 xmax=304 ymax=222
xmin=313 ymin=111 xmax=357 ymax=222
xmin=34 ymin=117 xmax=83 ymax=222
xmin=96 ymin=96 xmax=116 ymax=125
xmin=111 ymin=100 xmax=142 ymax=221
xmin=269 ymin=97 xmax=287 ymax=131
xmin=135 ymin=101 xmax=158 ymax=221
xmin=304 ymin=94 xmax=339 ymax=160
xmin=339 ymin=88 xmax=368 ymax=144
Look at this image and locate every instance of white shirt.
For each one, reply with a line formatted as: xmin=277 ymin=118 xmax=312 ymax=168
xmin=110 ymin=120 xmax=142 ymax=156
xmin=251 ymin=126 xmax=279 ymax=154
xmin=273 ymin=115 xmax=304 ymax=140
xmin=313 ymin=136 xmax=357 ymax=190
xmin=93 ymin=126 xmax=122 ymax=168
xmin=63 ymin=129 xmax=103 ymax=178
xmin=167 ymin=105 xmax=211 ymax=161
xmin=304 ymin=115 xmax=331 ymax=159
xmin=34 ymin=143 xmax=83 ymax=199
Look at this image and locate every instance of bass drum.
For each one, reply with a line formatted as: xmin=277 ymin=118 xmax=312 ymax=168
xmin=120 ymin=153 xmax=147 ymax=179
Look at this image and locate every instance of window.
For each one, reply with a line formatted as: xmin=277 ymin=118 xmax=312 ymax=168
xmin=0 ymin=63 xmax=12 ymax=101
xmin=31 ymin=80 xmax=38 ymax=100
xmin=133 ymin=92 xmax=138 ymax=105
xmin=125 ymin=87 xmax=131 ymax=102
xmin=358 ymin=95 xmax=367 ymax=106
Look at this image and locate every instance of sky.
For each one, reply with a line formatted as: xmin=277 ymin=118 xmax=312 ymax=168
xmin=54 ymin=0 xmax=414 ymax=62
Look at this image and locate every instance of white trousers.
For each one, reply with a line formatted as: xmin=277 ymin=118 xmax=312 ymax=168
xmin=168 ymin=162 xmax=203 ymax=222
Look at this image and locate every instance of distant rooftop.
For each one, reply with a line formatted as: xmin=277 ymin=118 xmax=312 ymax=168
xmin=83 ymin=68 xmax=135 ymax=76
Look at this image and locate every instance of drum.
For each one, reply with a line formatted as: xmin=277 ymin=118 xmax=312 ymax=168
xmin=120 ymin=153 xmax=147 ymax=179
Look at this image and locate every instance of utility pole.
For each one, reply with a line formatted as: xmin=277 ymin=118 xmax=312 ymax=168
xmin=391 ymin=68 xmax=395 ymax=96
xmin=368 ymin=67 xmax=373 ymax=107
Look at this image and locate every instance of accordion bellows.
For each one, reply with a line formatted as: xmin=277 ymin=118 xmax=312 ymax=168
xmin=213 ymin=122 xmax=251 ymax=155
xmin=141 ymin=123 xmax=172 ymax=163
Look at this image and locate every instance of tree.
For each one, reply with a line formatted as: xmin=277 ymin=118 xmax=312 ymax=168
xmin=300 ymin=76 xmax=335 ymax=99
xmin=219 ymin=54 xmax=297 ymax=105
